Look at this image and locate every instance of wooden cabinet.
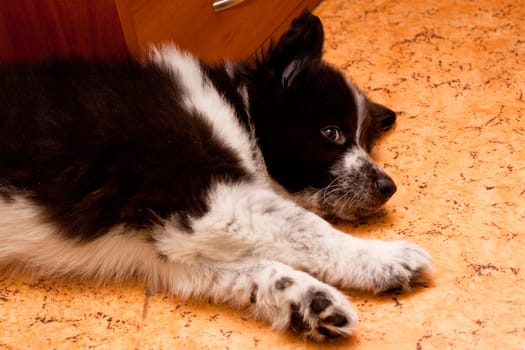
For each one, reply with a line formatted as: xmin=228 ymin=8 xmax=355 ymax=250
xmin=0 ymin=0 xmax=320 ymax=62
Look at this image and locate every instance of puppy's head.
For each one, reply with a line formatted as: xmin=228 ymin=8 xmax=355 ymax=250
xmin=248 ymin=12 xmax=397 ymax=220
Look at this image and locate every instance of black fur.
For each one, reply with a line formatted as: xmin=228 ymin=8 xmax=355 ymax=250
xmin=249 ymin=61 xmax=359 ymax=192
xmin=0 ymin=60 xmax=249 ymax=240
xmin=243 ymin=12 xmax=393 ymax=194
xmin=0 ymin=11 xmax=396 ymax=240
xmin=201 ymin=63 xmax=252 ymax=133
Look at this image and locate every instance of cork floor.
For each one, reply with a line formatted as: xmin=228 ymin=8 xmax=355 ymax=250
xmin=1 ymin=0 xmax=524 ymax=349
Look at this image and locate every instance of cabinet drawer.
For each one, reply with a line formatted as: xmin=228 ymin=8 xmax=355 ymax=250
xmin=118 ymin=0 xmax=320 ymax=61
xmin=0 ymin=0 xmax=320 ymax=62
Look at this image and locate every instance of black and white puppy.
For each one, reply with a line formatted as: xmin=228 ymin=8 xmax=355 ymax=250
xmin=0 ymin=12 xmax=432 ymax=341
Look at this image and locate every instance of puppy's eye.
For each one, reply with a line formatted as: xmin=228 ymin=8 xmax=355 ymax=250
xmin=320 ymin=126 xmax=345 ymax=145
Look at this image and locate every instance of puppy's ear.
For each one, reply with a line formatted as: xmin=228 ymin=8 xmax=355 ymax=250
xmin=275 ymin=11 xmax=324 ymax=62
xmin=369 ymin=101 xmax=396 ymax=131
xmin=257 ymin=11 xmax=324 ymax=85
xmin=364 ymin=101 xmax=397 ymax=150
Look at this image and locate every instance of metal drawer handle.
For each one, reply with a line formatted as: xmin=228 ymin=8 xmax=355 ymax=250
xmin=213 ymin=0 xmax=247 ymax=12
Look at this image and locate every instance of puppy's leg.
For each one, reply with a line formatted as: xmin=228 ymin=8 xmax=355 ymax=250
xmin=0 ymin=195 xmax=354 ymax=341
xmin=156 ymin=182 xmax=432 ymax=294
xmin=157 ymin=258 xmax=357 ymax=341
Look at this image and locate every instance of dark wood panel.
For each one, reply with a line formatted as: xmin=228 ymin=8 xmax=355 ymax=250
xmin=0 ymin=0 xmax=129 ymax=62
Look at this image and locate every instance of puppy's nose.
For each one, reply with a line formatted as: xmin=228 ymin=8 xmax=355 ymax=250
xmin=376 ymin=177 xmax=397 ymax=198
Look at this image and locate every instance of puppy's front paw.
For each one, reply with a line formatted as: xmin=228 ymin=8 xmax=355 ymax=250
xmin=253 ymin=270 xmax=357 ymax=342
xmin=289 ymin=287 xmax=357 ymax=342
xmin=369 ymin=241 xmax=433 ymax=293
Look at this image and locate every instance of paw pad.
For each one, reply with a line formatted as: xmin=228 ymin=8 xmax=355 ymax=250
xmin=289 ymin=288 xmax=356 ymax=342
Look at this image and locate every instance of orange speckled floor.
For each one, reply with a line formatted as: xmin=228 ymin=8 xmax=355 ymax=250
xmin=1 ymin=0 xmax=524 ymax=349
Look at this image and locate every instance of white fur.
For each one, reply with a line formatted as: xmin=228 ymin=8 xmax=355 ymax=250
xmin=0 ymin=196 xmax=157 ymax=281
xmin=0 ymin=183 xmax=429 ymax=339
xmin=156 ymin=182 xmax=432 ymax=292
xmin=347 ymin=80 xmax=368 ymax=145
xmin=339 ymin=146 xmax=368 ymax=171
xmin=0 ymin=194 xmax=358 ymax=340
xmin=150 ymin=46 xmax=258 ymax=175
